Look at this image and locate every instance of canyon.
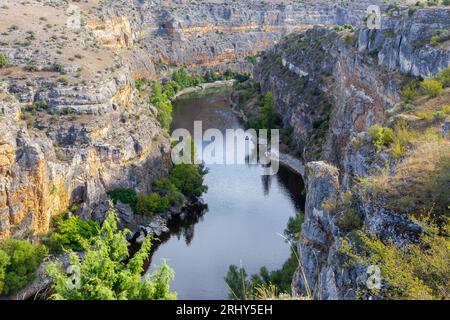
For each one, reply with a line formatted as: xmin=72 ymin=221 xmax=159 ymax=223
xmin=0 ymin=0 xmax=449 ymax=300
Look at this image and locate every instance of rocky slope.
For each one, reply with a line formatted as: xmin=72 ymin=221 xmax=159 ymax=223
xmin=251 ymin=7 xmax=449 ymax=299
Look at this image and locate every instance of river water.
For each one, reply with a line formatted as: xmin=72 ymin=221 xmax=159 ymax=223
xmin=147 ymin=87 xmax=305 ymax=300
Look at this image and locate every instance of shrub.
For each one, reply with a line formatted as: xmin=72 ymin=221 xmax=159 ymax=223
xmin=46 ymin=208 xmax=176 ymax=300
xmin=432 ymin=110 xmax=447 ymax=121
xmin=437 ymin=67 xmax=450 ymax=87
xmin=0 ymin=52 xmax=8 ymax=68
xmin=0 ymin=240 xmax=48 ymax=295
xmin=340 ymin=216 xmax=450 ymax=300
xmin=369 ymin=125 xmax=394 ymax=152
xmin=170 ymin=164 xmax=207 ymax=198
xmin=46 ymin=216 xmax=100 ymax=253
xmin=430 ymin=35 xmax=440 ymax=46
xmin=401 ymin=84 xmax=418 ymax=102
xmin=107 ymin=188 xmax=137 ymax=211
xmin=136 ymin=193 xmax=170 ymax=216
xmin=153 ymin=178 xmax=185 ymax=207
xmin=421 ymin=78 xmax=443 ymax=97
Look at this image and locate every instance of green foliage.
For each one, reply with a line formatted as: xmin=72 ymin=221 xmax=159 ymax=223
xmin=107 ymin=188 xmax=137 ymax=211
xmin=259 ymin=92 xmax=281 ymax=129
xmin=0 ymin=52 xmax=8 ymax=68
xmin=47 ymin=208 xmax=176 ymax=300
xmin=246 ymin=56 xmax=257 ymax=64
xmin=150 ymin=81 xmax=173 ymax=130
xmin=170 ymin=164 xmax=207 ymax=199
xmin=172 ymin=67 xmax=192 ymax=89
xmin=0 ymin=240 xmax=48 ymax=295
xmin=341 ymin=216 xmax=450 ymax=300
xmin=437 ymin=66 xmax=450 ymax=88
xmin=135 ymin=78 xmax=149 ymax=93
xmin=401 ymin=84 xmax=418 ymax=102
xmin=153 ymin=178 xmax=185 ymax=207
xmin=369 ymin=125 xmax=395 ymax=152
xmin=47 ymin=216 xmax=100 ymax=253
xmin=284 ymin=214 xmax=304 ymax=242
xmin=430 ymin=35 xmax=440 ymax=46
xmin=136 ymin=193 xmax=170 ymax=216
xmin=421 ymin=78 xmax=443 ymax=97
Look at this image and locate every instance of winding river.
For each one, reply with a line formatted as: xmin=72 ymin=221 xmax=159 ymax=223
xmin=147 ymin=87 xmax=305 ymax=300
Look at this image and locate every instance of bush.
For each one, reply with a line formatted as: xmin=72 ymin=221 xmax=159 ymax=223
xmin=153 ymin=178 xmax=185 ymax=207
xmin=369 ymin=125 xmax=394 ymax=152
xmin=421 ymin=78 xmax=443 ymax=97
xmin=341 ymin=216 xmax=450 ymax=300
xmin=0 ymin=52 xmax=8 ymax=68
xmin=0 ymin=240 xmax=48 ymax=295
xmin=136 ymin=193 xmax=170 ymax=216
xmin=47 ymin=216 xmax=100 ymax=253
xmin=401 ymin=85 xmax=418 ymax=102
xmin=46 ymin=208 xmax=176 ymax=300
xmin=107 ymin=188 xmax=138 ymax=211
xmin=170 ymin=164 xmax=207 ymax=199
xmin=437 ymin=66 xmax=450 ymax=88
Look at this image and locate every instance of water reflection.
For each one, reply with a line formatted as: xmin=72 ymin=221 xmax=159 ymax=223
xmin=147 ymin=87 xmax=305 ymax=299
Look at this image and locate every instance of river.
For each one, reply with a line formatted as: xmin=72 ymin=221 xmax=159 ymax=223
xmin=147 ymin=87 xmax=305 ymax=300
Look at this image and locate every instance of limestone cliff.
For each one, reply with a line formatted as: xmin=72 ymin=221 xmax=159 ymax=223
xmin=251 ymin=7 xmax=450 ymax=299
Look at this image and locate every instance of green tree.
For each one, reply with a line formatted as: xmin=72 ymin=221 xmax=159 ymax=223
xmin=170 ymin=164 xmax=207 ymax=198
xmin=172 ymin=68 xmax=191 ymax=89
xmin=0 ymin=240 xmax=48 ymax=295
xmin=150 ymin=82 xmax=173 ymax=130
xmin=46 ymin=207 xmax=176 ymax=300
xmin=136 ymin=193 xmax=170 ymax=216
xmin=259 ymin=92 xmax=281 ymax=129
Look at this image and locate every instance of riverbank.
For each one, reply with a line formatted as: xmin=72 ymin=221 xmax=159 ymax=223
xmin=171 ymin=80 xmax=236 ymax=101
xmin=230 ymin=92 xmax=305 ymax=178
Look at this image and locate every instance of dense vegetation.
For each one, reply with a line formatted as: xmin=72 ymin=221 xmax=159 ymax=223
xmin=0 ymin=240 xmax=47 ymax=295
xmin=108 ymin=164 xmax=207 ymax=216
xmin=225 ymin=214 xmax=304 ymax=299
xmin=47 ymin=208 xmax=176 ymax=300
xmin=46 ymin=215 xmax=100 ymax=253
xmin=138 ymin=67 xmax=250 ymax=130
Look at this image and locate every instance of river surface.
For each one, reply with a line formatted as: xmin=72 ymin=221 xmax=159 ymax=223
xmin=147 ymin=87 xmax=305 ymax=300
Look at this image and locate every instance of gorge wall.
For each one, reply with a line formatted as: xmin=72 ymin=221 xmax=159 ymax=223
xmin=252 ymin=7 xmax=449 ymax=299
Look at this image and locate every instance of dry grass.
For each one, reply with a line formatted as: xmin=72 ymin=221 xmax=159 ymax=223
xmin=369 ymin=142 xmax=450 ymax=214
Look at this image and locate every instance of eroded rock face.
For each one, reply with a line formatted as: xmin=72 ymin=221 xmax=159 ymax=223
xmin=252 ymin=7 xmax=450 ymax=299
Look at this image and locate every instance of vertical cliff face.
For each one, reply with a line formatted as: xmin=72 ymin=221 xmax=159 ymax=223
xmin=254 ymin=7 xmax=449 ymax=299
